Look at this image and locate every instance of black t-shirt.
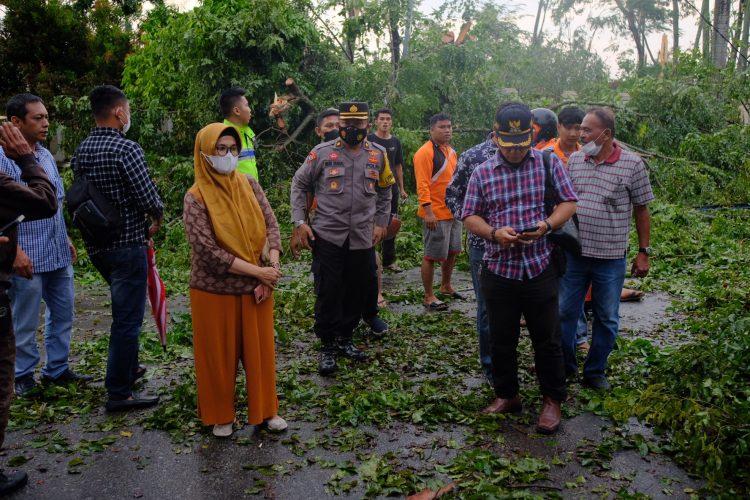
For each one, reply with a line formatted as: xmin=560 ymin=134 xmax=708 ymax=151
xmin=368 ymin=133 xmax=404 ymax=173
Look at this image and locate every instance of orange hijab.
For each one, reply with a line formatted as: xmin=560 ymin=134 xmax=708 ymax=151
xmin=188 ymin=123 xmax=266 ymax=265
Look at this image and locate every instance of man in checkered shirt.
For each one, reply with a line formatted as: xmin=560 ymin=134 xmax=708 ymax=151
xmin=462 ymin=103 xmax=577 ymax=435
xmin=559 ymin=107 xmax=654 ymax=391
xmin=71 ymin=85 xmax=163 ymax=412
xmin=0 ymin=94 xmax=92 ymax=399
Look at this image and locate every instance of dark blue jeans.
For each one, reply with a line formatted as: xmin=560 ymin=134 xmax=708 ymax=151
xmin=90 ymin=245 xmax=147 ymax=401
xmin=468 ymin=245 xmax=492 ymax=384
xmin=559 ymin=252 xmax=626 ymax=380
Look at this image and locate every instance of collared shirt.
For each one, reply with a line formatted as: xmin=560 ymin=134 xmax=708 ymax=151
xmin=71 ymin=128 xmax=163 ymax=255
xmin=549 ymin=139 xmax=580 ymax=167
xmin=414 ymin=140 xmax=457 ymax=220
xmin=445 ymin=135 xmax=496 ymax=250
xmin=290 ymin=139 xmax=392 ymax=250
xmin=0 ymin=144 xmax=71 ymax=273
xmin=567 ymin=142 xmax=654 ymax=259
xmin=462 ymin=148 xmax=577 ymax=280
xmin=223 ymin=119 xmax=257 ymax=180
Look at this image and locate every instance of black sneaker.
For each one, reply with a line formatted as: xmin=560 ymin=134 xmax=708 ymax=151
xmin=42 ymin=368 xmax=93 ymax=385
xmin=14 ymin=374 xmax=36 ymax=397
xmin=582 ymin=376 xmax=612 ymax=391
xmin=336 ymin=338 xmax=368 ymax=361
xmin=0 ymin=470 xmax=28 ymax=495
xmin=318 ymin=345 xmax=337 ymax=376
xmin=364 ymin=316 xmax=389 ymax=337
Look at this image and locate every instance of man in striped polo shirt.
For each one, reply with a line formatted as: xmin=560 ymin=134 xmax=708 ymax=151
xmin=559 ymin=107 xmax=654 ymax=391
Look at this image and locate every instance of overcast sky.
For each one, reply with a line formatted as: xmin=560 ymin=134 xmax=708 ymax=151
xmin=165 ymin=0 xmax=702 ymax=75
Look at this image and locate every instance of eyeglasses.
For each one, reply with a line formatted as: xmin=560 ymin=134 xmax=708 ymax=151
xmin=215 ymin=144 xmax=240 ymax=157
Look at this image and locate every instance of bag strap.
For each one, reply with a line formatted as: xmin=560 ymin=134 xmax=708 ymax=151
xmin=542 ymin=148 xmax=579 ymax=228
xmin=542 ymin=149 xmax=556 ymax=216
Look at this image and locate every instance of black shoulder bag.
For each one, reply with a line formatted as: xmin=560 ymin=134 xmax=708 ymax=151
xmin=542 ymin=149 xmax=582 ymax=257
xmin=66 ymin=170 xmax=122 ymax=246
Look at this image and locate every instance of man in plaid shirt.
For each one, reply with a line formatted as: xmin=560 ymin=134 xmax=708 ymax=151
xmin=462 ymin=103 xmax=577 ymax=434
xmin=559 ymin=108 xmax=654 ymax=391
xmin=0 ymin=94 xmax=92 ymax=398
xmin=71 ymin=85 xmax=163 ymax=412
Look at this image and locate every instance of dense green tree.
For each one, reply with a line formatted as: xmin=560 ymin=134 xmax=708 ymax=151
xmin=0 ymin=0 xmax=134 ymax=103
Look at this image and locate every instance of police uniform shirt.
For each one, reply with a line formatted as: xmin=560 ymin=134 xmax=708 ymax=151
xmin=291 ymin=139 xmax=394 ymax=250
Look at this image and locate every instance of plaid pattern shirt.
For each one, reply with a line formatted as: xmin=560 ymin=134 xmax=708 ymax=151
xmin=462 ymin=148 xmax=577 ymax=280
xmin=567 ymin=142 xmax=654 ymax=259
xmin=445 ymin=135 xmax=497 ymax=251
xmin=0 ymin=144 xmax=72 ymax=273
xmin=71 ymin=128 xmax=163 ymax=254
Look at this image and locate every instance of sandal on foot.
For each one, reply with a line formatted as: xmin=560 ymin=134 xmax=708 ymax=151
xmin=424 ymin=300 xmax=448 ymax=311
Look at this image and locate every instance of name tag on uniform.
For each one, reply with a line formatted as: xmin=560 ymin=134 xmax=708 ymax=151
xmin=365 ymin=168 xmax=379 ymax=180
xmin=323 ymin=161 xmax=344 ymax=172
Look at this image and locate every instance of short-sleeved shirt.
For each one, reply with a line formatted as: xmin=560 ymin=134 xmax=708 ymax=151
xmin=290 ymin=139 xmax=393 ymax=250
xmin=462 ymin=148 xmax=578 ymax=280
xmin=445 ymin=135 xmax=496 ymax=250
xmin=367 ymin=133 xmax=403 ymax=171
xmin=567 ymin=142 xmax=655 ymax=259
xmin=0 ymin=144 xmax=71 ymax=273
xmin=414 ymin=140 xmax=457 ymax=220
xmin=223 ymin=119 xmax=257 ymax=180
xmin=71 ymin=128 xmax=164 ymax=255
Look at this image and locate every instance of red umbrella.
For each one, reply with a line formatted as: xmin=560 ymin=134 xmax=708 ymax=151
xmin=147 ymin=245 xmax=168 ymax=351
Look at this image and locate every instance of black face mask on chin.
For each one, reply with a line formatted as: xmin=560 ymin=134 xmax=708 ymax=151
xmin=339 ymin=126 xmax=367 ymax=146
xmin=323 ymin=129 xmax=340 ymax=142
xmin=498 ymin=149 xmax=531 ymax=168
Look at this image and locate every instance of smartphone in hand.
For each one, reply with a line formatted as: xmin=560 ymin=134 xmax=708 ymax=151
xmin=254 ymin=285 xmax=264 ymax=304
xmin=0 ymin=215 xmax=24 ymax=236
xmin=519 ymin=225 xmax=539 ymax=234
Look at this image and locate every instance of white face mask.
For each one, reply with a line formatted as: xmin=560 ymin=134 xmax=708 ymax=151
xmin=116 ymin=107 xmax=132 ymax=135
xmin=202 ymin=152 xmax=238 ymax=175
xmin=581 ymin=129 xmax=607 ymax=157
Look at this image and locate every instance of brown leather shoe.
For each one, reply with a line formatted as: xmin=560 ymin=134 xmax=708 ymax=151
xmin=482 ymin=396 xmax=522 ymax=414
xmin=536 ymin=396 xmax=561 ymax=434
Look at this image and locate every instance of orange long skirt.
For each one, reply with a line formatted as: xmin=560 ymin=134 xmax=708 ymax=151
xmin=189 ymin=288 xmax=278 ymax=426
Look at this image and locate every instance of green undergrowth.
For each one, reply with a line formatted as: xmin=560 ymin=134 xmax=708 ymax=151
xmin=26 ymin=158 xmax=750 ymax=495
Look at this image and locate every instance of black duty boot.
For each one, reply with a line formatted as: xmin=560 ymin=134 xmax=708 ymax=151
xmin=0 ymin=470 xmax=28 ymax=495
xmin=336 ymin=337 xmax=368 ymax=361
xmin=319 ymin=343 xmax=338 ymax=376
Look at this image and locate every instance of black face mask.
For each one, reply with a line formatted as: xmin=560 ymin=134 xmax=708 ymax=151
xmin=323 ymin=129 xmax=340 ymax=142
xmin=498 ymin=149 xmax=531 ymax=168
xmin=339 ymin=126 xmax=367 ymax=146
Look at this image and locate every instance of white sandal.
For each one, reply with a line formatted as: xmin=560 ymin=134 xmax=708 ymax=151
xmin=212 ymin=422 xmax=233 ymax=437
xmin=265 ymin=415 xmax=288 ymax=431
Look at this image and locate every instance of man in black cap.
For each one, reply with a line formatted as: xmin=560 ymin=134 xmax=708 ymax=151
xmin=290 ymin=102 xmax=394 ymax=375
xmin=462 ymin=103 xmax=577 ymax=434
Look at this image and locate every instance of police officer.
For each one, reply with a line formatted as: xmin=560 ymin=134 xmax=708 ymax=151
xmin=291 ymin=102 xmax=393 ymax=375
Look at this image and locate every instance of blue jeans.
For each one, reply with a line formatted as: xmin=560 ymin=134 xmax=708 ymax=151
xmin=10 ymin=265 xmax=74 ymax=379
xmin=90 ymin=246 xmax=147 ymax=400
xmin=559 ymin=253 xmax=626 ymax=380
xmin=469 ymin=246 xmax=493 ymax=384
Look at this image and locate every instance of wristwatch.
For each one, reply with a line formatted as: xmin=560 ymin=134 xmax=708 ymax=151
xmin=293 ymin=220 xmax=306 ymax=228
xmin=638 ymin=246 xmax=652 ymax=256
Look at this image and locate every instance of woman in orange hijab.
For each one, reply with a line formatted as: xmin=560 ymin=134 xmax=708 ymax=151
xmin=183 ymin=123 xmax=285 ymax=437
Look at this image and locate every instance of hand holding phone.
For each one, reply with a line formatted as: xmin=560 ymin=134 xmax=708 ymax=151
xmin=0 ymin=215 xmax=24 ymax=236
xmin=519 ymin=225 xmax=539 ymax=233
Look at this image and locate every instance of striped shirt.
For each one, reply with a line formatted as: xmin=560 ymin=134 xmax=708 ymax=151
xmin=71 ymin=128 xmax=163 ymax=255
xmin=0 ymin=144 xmax=72 ymax=273
xmin=567 ymin=142 xmax=654 ymax=259
xmin=462 ymin=149 xmax=577 ymax=280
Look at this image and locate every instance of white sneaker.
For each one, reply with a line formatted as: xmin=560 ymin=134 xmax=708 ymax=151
xmin=212 ymin=423 xmax=233 ymax=437
xmin=266 ymin=416 xmax=288 ymax=431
